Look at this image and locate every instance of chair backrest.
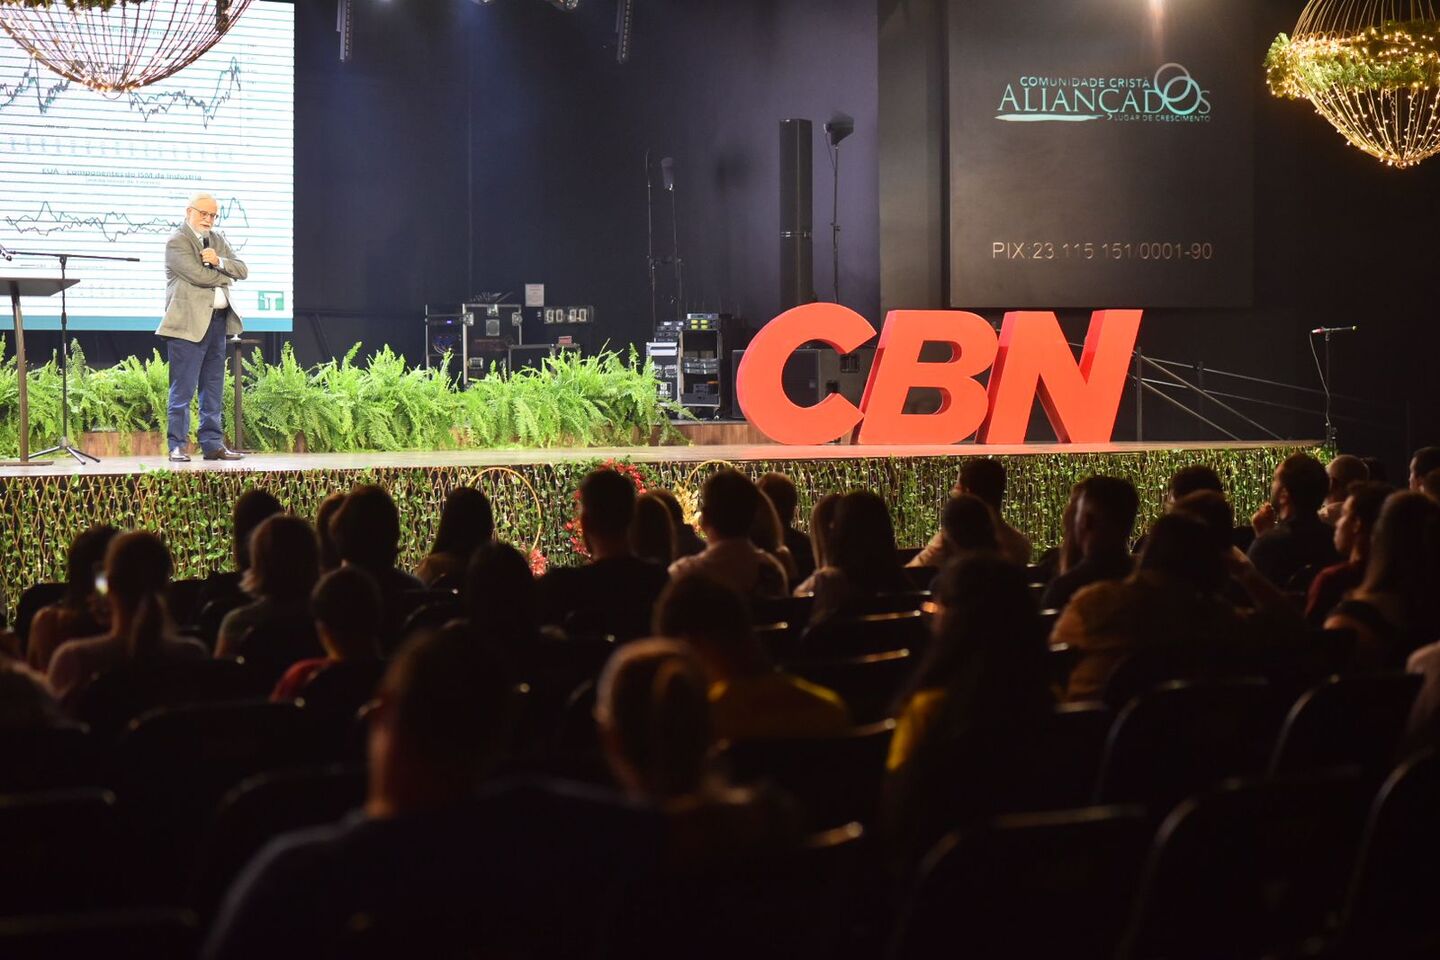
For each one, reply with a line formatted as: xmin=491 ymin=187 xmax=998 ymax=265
xmin=1006 ymin=702 xmax=1115 ymax=810
xmin=233 ymin=616 xmax=324 ymax=687
xmin=74 ymin=657 xmax=270 ymax=738
xmin=295 ymin=659 xmax=387 ymax=718
xmin=752 ymin=595 xmax=814 ymax=629
xmin=854 ymin=591 xmax=931 ymax=615
xmin=1049 ymin=642 xmax=1081 ymax=689
xmin=1337 ymin=748 xmax=1440 ymax=956
xmin=802 ymin=610 xmax=929 ymax=658
xmin=1269 ymin=672 xmax=1423 ymax=778
xmin=166 ymin=578 xmax=209 ymax=630
xmin=0 ymin=908 xmax=198 ymax=960
xmin=0 ymin=725 xmax=102 ymax=793
xmin=896 ymin=805 xmax=1152 ymax=960
xmin=14 ymin=581 xmax=66 ymax=645
xmin=0 ymin=789 xmax=128 ymax=917
xmin=192 ymin=764 xmax=365 ymax=920
xmin=401 ymin=598 xmax=464 ymax=639
xmin=1096 ymin=679 xmax=1281 ymax=812
xmin=195 ymin=593 xmax=248 ymax=647
xmin=1102 ymin=641 xmax=1236 ymax=711
xmin=902 ymin=566 xmax=937 ymax=591
xmin=785 ymin=650 xmax=914 ymax=724
xmin=1117 ymin=772 xmax=1372 ymax=960
xmin=721 ymin=720 xmax=896 ymax=828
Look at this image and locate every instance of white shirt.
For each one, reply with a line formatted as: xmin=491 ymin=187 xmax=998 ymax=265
xmin=186 ymin=222 xmax=229 ymax=310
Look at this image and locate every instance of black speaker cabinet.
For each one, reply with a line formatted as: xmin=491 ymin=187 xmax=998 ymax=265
xmin=779 ymin=118 xmax=814 ymax=313
xmin=730 ymin=346 xmax=875 ymax=417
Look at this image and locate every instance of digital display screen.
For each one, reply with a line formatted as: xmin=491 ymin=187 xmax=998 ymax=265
xmin=948 ymin=0 xmax=1254 ymax=308
xmin=0 ymin=1 xmax=294 ymax=331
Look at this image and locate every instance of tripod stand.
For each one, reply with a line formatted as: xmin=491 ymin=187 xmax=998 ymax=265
xmin=6 ymin=247 xmax=140 ymax=464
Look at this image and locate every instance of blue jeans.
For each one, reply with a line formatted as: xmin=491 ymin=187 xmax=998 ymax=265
xmin=166 ymin=311 xmax=228 ymax=453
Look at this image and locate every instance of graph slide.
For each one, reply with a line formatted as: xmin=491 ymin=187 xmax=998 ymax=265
xmin=0 ymin=2 xmax=293 ymax=332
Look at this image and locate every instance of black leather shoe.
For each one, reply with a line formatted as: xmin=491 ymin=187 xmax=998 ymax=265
xmin=168 ymin=447 xmax=191 ymax=463
xmin=203 ymin=446 xmax=244 ymax=461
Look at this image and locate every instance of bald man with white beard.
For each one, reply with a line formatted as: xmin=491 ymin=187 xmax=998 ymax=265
xmin=157 ymin=192 xmax=247 ymax=462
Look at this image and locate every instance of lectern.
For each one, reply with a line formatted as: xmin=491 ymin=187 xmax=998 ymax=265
xmin=2 ymin=275 xmax=78 ymax=466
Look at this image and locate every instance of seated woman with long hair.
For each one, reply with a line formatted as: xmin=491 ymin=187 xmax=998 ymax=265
xmin=46 ymin=532 xmax=206 ymax=709
xmin=27 ymin=524 xmax=119 ymax=673
xmin=595 ymin=638 xmax=799 ymax=868
xmin=1328 ymin=491 xmax=1440 ymax=670
xmin=417 ymin=487 xmax=494 ymax=589
xmin=881 ymin=554 xmax=1053 ymax=877
xmin=804 ymin=490 xmax=910 ymax=623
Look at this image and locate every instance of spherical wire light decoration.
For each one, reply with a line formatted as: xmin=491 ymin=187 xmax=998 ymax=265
xmin=0 ymin=0 xmax=255 ymax=93
xmin=1267 ymin=0 xmax=1440 ymax=167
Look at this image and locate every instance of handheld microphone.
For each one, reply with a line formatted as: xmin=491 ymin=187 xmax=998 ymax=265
xmin=1310 ymin=325 xmax=1358 ymax=335
xmin=661 ymin=157 xmax=675 ymax=192
xmin=202 ymin=235 xmax=215 ymax=268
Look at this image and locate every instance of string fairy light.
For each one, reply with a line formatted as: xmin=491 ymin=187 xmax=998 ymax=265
xmin=1267 ymin=1 xmax=1440 ymax=168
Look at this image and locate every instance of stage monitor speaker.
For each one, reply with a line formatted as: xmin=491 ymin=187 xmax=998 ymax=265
xmin=729 ymin=346 xmax=874 ymax=417
xmin=779 ymin=118 xmax=814 ymax=313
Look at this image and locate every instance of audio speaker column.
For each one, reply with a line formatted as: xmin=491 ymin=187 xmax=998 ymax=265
xmin=779 ymin=118 xmax=815 ymax=314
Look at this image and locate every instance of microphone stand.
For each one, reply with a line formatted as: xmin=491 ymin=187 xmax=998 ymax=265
xmin=668 ymin=175 xmax=684 ymax=321
xmin=5 ymin=247 xmax=140 ymax=464
xmin=645 ymin=150 xmax=658 ymax=331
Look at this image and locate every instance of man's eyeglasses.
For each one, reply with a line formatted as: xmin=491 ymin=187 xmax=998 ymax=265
xmin=188 ymin=207 xmax=219 ymax=222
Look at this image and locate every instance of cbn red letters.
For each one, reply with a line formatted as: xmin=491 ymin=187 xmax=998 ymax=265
xmin=735 ymin=304 xmax=1142 ymax=445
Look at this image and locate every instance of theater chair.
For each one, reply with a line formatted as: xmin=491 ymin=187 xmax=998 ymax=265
xmin=720 ymin=720 xmax=896 ymax=828
xmin=0 ymin=789 xmax=131 ymax=918
xmin=1095 ymin=679 xmax=1283 ymax=815
xmin=786 ymin=649 xmax=914 ymax=724
xmin=74 ymin=658 xmax=270 ymax=739
xmin=1334 ymin=749 xmax=1440 ymax=958
xmin=0 ymin=725 xmax=102 ymax=794
xmin=191 ymin=764 xmax=366 ymax=921
xmin=894 ymin=806 xmax=1151 ymax=960
xmin=1117 ymin=772 xmax=1372 ymax=960
xmin=801 ymin=611 xmax=928 ymax=658
xmin=1269 ymin=672 xmax=1423 ymax=780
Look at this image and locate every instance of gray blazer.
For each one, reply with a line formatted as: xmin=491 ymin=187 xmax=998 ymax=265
xmin=157 ymin=226 xmax=248 ymax=342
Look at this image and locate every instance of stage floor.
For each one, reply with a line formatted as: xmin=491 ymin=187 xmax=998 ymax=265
xmin=0 ymin=439 xmax=1303 ymax=478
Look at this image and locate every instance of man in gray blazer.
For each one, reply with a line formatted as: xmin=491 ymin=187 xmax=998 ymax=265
xmin=158 ymin=192 xmax=247 ymax=461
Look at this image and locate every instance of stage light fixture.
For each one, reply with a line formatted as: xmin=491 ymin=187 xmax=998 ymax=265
xmin=1268 ymin=0 xmax=1440 ymax=168
xmin=0 ymin=0 xmax=257 ymax=92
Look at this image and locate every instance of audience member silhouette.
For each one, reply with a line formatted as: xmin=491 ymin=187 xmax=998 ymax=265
xmin=1409 ymin=446 xmax=1440 ymax=492
xmin=1248 ymin=453 xmax=1339 ymax=589
xmin=669 ymin=470 xmax=788 ymax=599
xmin=1326 ymin=491 xmax=1440 ymax=669
xmin=651 ymin=488 xmax=706 ymax=559
xmin=1054 ymin=511 xmax=1298 ymax=702
xmin=27 ymin=524 xmax=118 ymax=673
xmin=464 ymin=541 xmax=541 ymax=647
xmin=757 ymin=472 xmax=816 ymax=584
xmin=1041 ymin=476 xmax=1138 ymax=611
xmin=629 ymin=491 xmax=677 ymax=566
xmin=751 ymin=489 xmax=799 ymax=585
xmin=806 ymin=490 xmax=909 ymax=622
xmin=216 ymin=514 xmax=322 ymax=660
xmin=652 ymin=575 xmax=848 ymax=739
xmin=197 ymin=489 xmax=283 ymax=613
xmin=271 ymin=565 xmax=383 ymax=701
xmin=1306 ymin=480 xmax=1391 ymax=625
xmin=910 ymin=458 xmax=1031 ymax=568
xmin=416 ymin=486 xmax=494 ymax=588
xmin=1320 ymin=454 xmax=1370 ymax=525
xmin=330 ymin=484 xmax=424 ymax=641
xmin=939 ymin=493 xmax=999 ymax=557
xmin=595 ymin=638 xmax=801 ymax=867
xmin=46 ymin=531 xmax=206 ymax=708
xmin=0 ymin=661 xmax=65 ymax=729
xmin=538 ymin=468 xmax=670 ymax=640
xmin=314 ymin=491 xmax=347 ymax=573
xmin=883 ymin=554 xmax=1052 ymax=875
xmin=207 ymin=625 xmax=661 ymax=960
xmin=793 ymin=492 xmax=841 ymax=595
